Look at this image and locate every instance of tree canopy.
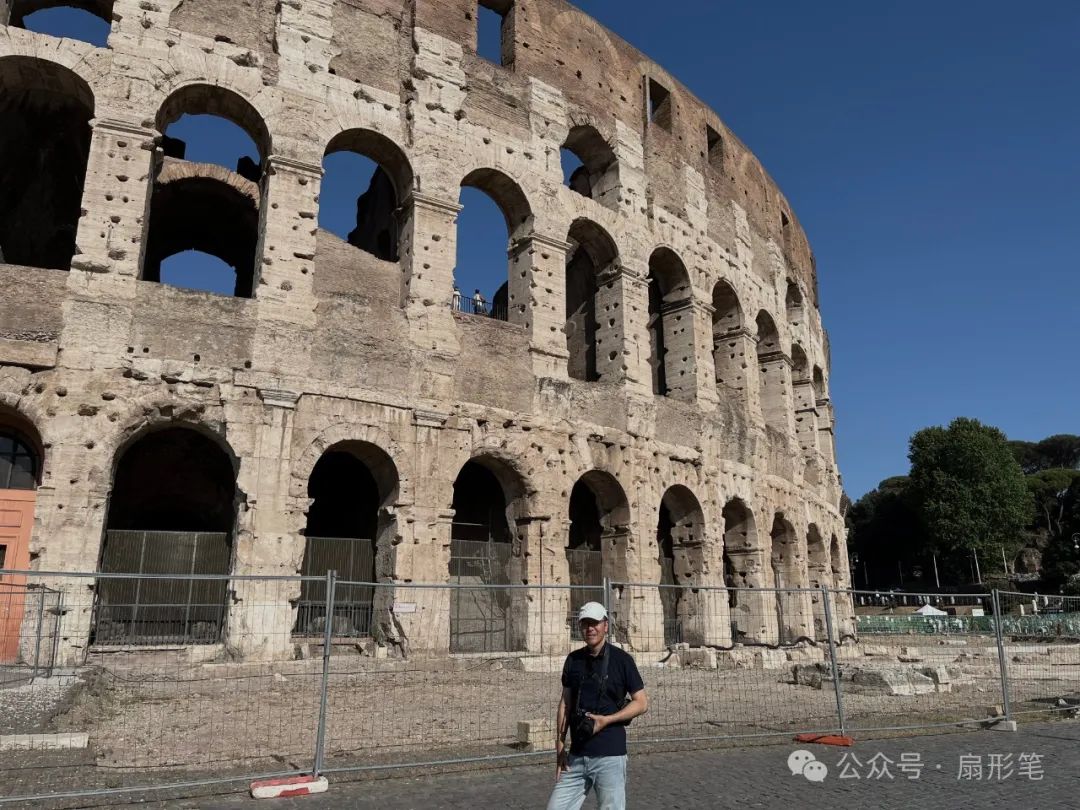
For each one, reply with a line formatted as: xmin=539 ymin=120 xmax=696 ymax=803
xmin=1009 ymin=434 xmax=1080 ymax=475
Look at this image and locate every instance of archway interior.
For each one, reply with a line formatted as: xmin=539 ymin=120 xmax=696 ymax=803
xmin=11 ymin=2 xmax=111 ymax=46
xmin=769 ymin=515 xmax=800 ymax=643
xmin=711 ymin=280 xmax=744 ymax=392
xmin=0 ymin=58 xmax=92 ymax=271
xmin=295 ymin=449 xmax=387 ymax=637
xmin=722 ymin=499 xmax=754 ymax=613
xmin=565 ymin=220 xmax=618 ymax=382
xmin=0 ymin=432 xmax=38 ymax=490
xmin=97 ymin=427 xmax=237 ymax=645
xmin=656 ymin=500 xmax=679 ymax=645
xmin=566 ymin=479 xmax=604 ymax=625
xmin=144 ymin=92 xmax=268 ymax=298
xmin=449 ymin=460 xmax=517 ymax=653
xmin=455 ymin=186 xmax=510 ymax=319
xmin=647 ymin=249 xmax=693 ymax=397
xmin=560 ymin=126 xmax=618 ymax=207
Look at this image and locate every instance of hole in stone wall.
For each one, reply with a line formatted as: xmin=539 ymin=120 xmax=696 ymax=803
xmin=560 ymin=125 xmax=619 ymax=209
xmin=646 ymin=77 xmax=672 ymax=131
xmin=159 ymin=250 xmax=239 ymax=297
xmin=10 ymin=1 xmax=112 ymax=46
xmin=0 ymin=56 xmax=93 ymax=270
xmin=476 ymin=0 xmax=513 ymax=66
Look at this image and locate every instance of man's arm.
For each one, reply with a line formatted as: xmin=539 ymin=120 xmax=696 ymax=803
xmin=554 ymin=686 xmax=572 ymax=780
xmin=585 ymin=688 xmax=648 ymax=732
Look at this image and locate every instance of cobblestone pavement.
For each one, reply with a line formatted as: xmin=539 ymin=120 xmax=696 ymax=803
xmin=98 ymin=720 xmax=1080 ymax=810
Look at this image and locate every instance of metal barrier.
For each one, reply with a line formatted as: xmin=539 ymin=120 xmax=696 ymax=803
xmin=0 ymin=570 xmax=1076 ymax=805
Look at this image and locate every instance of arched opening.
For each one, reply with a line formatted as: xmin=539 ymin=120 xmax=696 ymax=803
xmin=785 ymin=280 xmax=804 ymax=326
xmin=656 ymin=486 xmax=705 ymax=647
xmin=320 ymin=129 xmax=413 ymax=263
xmin=769 ymin=514 xmax=803 ymax=643
xmin=560 ymin=125 xmax=619 ymax=209
xmin=721 ymin=498 xmax=758 ymax=641
xmin=711 ymin=280 xmax=744 ymax=393
xmin=791 ymin=344 xmax=817 ymax=464
xmin=0 ymin=409 xmax=44 ymax=663
xmin=454 ymin=168 xmax=532 ymax=323
xmin=294 ymin=442 xmax=398 ymax=639
xmin=813 ymin=366 xmax=826 ymax=402
xmin=565 ymin=219 xmax=619 ymax=383
xmin=566 ymin=471 xmax=630 ymax=637
xmin=8 ymin=1 xmax=112 ymax=46
xmin=756 ymin=311 xmax=787 ymax=433
xmin=0 ymin=56 xmax=93 ymax=271
xmin=96 ymin=427 xmax=238 ymax=646
xmin=806 ymin=524 xmax=829 ymax=638
xmin=830 ymin=534 xmax=843 ymax=588
xmin=143 ymin=86 xmax=271 ymax=298
xmin=448 ymin=457 xmax=524 ymax=652
xmin=646 ymin=248 xmax=693 ymax=398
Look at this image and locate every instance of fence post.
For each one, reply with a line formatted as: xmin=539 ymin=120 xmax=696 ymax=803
xmin=602 ymin=577 xmax=612 ymax=623
xmin=313 ymin=570 xmax=336 ymax=776
xmin=991 ymin=589 xmax=1013 ymax=723
xmin=30 ymin=585 xmax=46 ymax=682
xmin=820 ymin=585 xmax=847 ymax=737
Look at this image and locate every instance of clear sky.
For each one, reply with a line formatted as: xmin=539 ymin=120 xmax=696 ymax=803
xmin=24 ymin=1 xmax=1079 ymax=500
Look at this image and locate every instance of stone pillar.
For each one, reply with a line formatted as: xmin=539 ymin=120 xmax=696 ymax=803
xmin=511 ymin=233 xmax=572 ymax=380
xmin=599 ymin=262 xmax=651 ymax=394
xmin=379 ymin=410 xmax=453 ymax=654
xmin=249 ymin=155 xmax=321 ymax=377
xmin=793 ymin=380 xmax=819 ymax=454
xmin=71 ymin=117 xmax=156 ymax=279
xmin=688 ymin=299 xmax=720 ymax=408
xmin=226 ymin=388 xmax=305 ymax=661
xmin=713 ymin=326 xmax=759 ymax=419
xmin=656 ymin=296 xmax=697 ymax=401
xmin=726 ymin=549 xmax=777 ymax=645
xmin=512 ymin=515 xmax=569 ymax=653
xmin=400 ymin=193 xmax=463 ymax=402
xmin=817 ymin=398 xmax=837 ymax=466
xmin=758 ymin=351 xmax=794 ymax=436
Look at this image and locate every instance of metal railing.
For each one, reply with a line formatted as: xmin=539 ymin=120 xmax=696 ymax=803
xmin=0 ymin=570 xmax=1076 ymax=805
xmin=452 ymin=293 xmax=508 ymax=321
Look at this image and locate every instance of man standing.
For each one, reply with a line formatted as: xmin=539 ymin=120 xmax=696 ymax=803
xmin=547 ymin=602 xmax=648 ymax=810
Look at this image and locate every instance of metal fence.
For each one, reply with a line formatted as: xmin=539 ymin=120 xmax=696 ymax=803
xmin=0 ymin=570 xmax=1078 ymax=806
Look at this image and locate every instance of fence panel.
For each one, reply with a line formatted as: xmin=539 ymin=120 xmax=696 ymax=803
xmin=0 ymin=571 xmax=324 ymax=805
xmin=607 ymin=583 xmax=845 ymax=743
xmin=997 ymin=590 xmax=1080 ymax=719
xmin=842 ymin=588 xmax=1001 ymax=732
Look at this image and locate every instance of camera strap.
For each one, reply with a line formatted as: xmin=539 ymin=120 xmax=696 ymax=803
xmin=576 ymin=643 xmax=613 ymax=714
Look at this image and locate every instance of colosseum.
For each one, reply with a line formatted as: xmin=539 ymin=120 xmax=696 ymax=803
xmin=0 ymin=0 xmax=853 ymax=663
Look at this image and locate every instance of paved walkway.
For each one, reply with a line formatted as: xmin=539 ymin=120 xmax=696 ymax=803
xmin=103 ymin=720 xmax=1080 ymax=810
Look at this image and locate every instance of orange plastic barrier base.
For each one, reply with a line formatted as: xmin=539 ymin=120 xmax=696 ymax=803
xmin=792 ymin=733 xmax=855 ymax=747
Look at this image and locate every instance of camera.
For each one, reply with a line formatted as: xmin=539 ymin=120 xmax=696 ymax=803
xmin=571 ymin=709 xmax=595 ymax=740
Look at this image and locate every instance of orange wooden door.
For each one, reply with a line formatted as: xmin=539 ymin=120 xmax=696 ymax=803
xmin=0 ymin=489 xmax=35 ymax=663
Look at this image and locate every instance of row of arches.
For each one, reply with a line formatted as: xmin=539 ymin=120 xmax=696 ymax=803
xmin=0 ymin=59 xmax=829 ymax=422
xmin=0 ymin=402 xmax=846 ymax=651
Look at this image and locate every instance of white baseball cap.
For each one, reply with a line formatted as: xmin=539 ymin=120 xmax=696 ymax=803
xmin=577 ymin=602 xmax=608 ymax=622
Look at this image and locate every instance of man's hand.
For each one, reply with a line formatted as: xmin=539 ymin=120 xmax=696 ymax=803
xmin=584 ymin=713 xmax=609 ymax=735
xmin=555 ymin=742 xmax=569 ymax=782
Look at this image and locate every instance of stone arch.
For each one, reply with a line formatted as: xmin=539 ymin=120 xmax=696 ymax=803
xmin=95 ymin=424 xmax=240 ymax=646
xmin=561 ymin=124 xmax=619 ymax=209
xmin=813 ymin=366 xmax=826 ymax=401
xmin=711 ymin=279 xmax=746 ymax=393
xmin=565 ymin=218 xmax=620 ymax=383
xmin=785 ymin=279 xmax=804 ymax=325
xmin=722 ymin=497 xmax=769 ymax=642
xmin=647 ymin=247 xmax=694 ymax=398
xmin=567 ymin=469 xmax=631 ymax=577
xmin=143 ymin=84 xmax=272 ymax=297
xmin=830 ymin=533 xmax=844 ymax=588
xmin=448 ymin=452 xmax=532 ymax=653
xmin=456 ymin=167 xmax=535 ymax=323
xmin=0 ymin=55 xmax=93 ymax=271
xmin=294 ymin=440 xmax=400 ymax=638
xmin=656 ymin=484 xmax=705 ymax=645
xmin=323 ymin=128 xmax=415 ymax=263
xmin=7 ymin=0 xmax=112 ymax=44
xmin=756 ymin=310 xmax=789 ymax=433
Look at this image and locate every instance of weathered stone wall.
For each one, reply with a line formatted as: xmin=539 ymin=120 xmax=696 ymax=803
xmin=0 ymin=0 xmax=853 ymax=660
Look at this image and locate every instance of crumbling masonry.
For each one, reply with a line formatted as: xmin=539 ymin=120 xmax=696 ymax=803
xmin=0 ymin=0 xmax=854 ymax=662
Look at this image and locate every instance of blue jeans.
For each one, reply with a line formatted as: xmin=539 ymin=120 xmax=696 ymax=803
xmin=546 ymin=754 xmax=627 ymax=810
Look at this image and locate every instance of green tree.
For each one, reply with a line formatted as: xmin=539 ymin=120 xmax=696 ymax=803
xmin=1026 ymin=469 xmax=1080 ymax=537
xmin=1036 ymin=478 xmax=1080 ymax=592
xmin=1009 ymin=435 xmax=1080 ymax=474
xmin=908 ymin=417 xmax=1032 ymax=583
xmin=848 ymin=476 xmax=923 ymax=587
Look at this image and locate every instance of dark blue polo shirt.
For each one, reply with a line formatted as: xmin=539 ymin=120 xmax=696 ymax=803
xmin=562 ymin=642 xmax=645 ymax=756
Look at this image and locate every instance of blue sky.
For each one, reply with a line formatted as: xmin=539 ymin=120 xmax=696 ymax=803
xmin=27 ymin=2 xmax=1079 ymax=500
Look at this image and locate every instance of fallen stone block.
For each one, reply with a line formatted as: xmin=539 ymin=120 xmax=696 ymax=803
xmin=847 ymin=666 xmax=936 ymax=696
xmin=517 ymin=719 xmax=555 ymax=752
xmin=0 ymin=733 xmax=89 ymax=751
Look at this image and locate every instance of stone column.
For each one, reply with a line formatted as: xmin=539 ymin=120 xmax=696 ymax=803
xmin=249 ymin=155 xmax=321 ymax=378
xmin=688 ymin=299 xmax=720 ymax=409
xmin=226 ymin=388 xmax=305 ymax=661
xmin=70 ymin=117 xmax=156 ymax=279
xmin=656 ymin=296 xmax=697 ymax=401
xmin=400 ymin=193 xmax=463 ymax=402
xmin=726 ymin=549 xmax=777 ymax=645
xmin=758 ymin=351 xmax=795 ymax=437
xmin=511 ymin=233 xmax=572 ymax=380
xmin=599 ymin=262 xmax=651 ymax=394
xmin=511 ymin=515 xmax=569 ymax=653
xmin=793 ymin=379 xmax=819 ymax=454
xmin=713 ymin=326 xmax=759 ymax=420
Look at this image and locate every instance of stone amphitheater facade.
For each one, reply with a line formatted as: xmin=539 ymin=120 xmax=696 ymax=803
xmin=0 ymin=0 xmax=853 ymax=662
